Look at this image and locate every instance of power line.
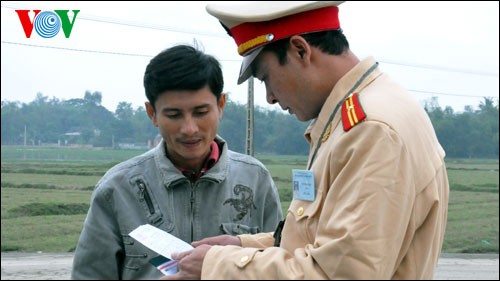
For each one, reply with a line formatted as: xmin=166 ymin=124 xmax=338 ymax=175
xmin=379 ymin=60 xmax=498 ymax=77
xmin=3 ymin=39 xmax=498 ymax=79
xmin=408 ymin=89 xmax=499 ymax=99
xmin=2 ymin=3 xmax=498 ymax=77
xmin=78 ymin=15 xmax=226 ymax=38
xmin=2 ymin=40 xmax=498 ymax=101
xmin=2 ymin=4 xmax=498 ymax=101
xmin=0 ymin=40 xmax=242 ymax=62
xmin=1 ymin=40 xmax=152 ymax=58
xmin=1 ymin=3 xmax=226 ymax=38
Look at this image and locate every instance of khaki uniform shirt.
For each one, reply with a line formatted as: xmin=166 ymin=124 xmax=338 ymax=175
xmin=202 ymin=57 xmax=449 ymax=279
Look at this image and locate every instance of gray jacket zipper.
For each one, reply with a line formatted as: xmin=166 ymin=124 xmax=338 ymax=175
xmin=190 ymin=182 xmax=195 ymax=241
xmin=136 ymin=179 xmax=155 ymax=215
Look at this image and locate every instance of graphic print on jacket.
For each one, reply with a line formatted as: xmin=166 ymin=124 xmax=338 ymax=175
xmin=223 ymin=184 xmax=257 ymax=221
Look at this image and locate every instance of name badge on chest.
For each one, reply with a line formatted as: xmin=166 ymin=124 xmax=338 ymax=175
xmin=292 ymin=169 xmax=315 ymax=201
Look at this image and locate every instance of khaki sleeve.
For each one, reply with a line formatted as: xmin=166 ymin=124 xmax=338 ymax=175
xmin=202 ymin=245 xmax=307 ymax=279
xmin=238 ymin=232 xmax=275 ymax=248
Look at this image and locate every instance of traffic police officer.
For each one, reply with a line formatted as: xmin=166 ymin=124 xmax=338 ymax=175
xmin=164 ymin=1 xmax=450 ymax=279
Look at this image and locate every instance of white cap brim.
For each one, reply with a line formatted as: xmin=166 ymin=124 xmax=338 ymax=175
xmin=238 ymin=47 xmax=263 ymax=85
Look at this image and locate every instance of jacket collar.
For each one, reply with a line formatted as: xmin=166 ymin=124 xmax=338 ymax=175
xmin=155 ymin=135 xmax=228 ymax=188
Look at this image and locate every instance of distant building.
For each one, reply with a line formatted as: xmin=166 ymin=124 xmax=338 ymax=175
xmin=64 ymin=132 xmax=81 ymax=136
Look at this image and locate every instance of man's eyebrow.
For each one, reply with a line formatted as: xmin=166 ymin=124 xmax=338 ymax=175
xmin=160 ymin=104 xmax=211 ymax=113
xmin=161 ymin=107 xmax=180 ymax=113
xmin=194 ymin=104 xmax=211 ymax=110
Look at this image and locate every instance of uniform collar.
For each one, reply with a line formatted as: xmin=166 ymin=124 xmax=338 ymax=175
xmin=305 ymin=57 xmax=382 ymax=145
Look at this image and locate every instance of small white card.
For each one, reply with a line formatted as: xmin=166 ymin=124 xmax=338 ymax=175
xmin=292 ymin=169 xmax=315 ymax=201
xmin=129 ymin=224 xmax=193 ymax=260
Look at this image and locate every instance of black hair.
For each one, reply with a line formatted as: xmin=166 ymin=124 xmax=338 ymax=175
xmin=143 ymin=44 xmax=224 ymax=109
xmin=262 ymin=29 xmax=350 ymax=65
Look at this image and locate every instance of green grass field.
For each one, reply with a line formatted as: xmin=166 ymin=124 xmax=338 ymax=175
xmin=1 ymin=145 xmax=498 ymax=253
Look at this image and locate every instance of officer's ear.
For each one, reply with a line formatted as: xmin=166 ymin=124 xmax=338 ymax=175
xmin=289 ymin=35 xmax=311 ymax=66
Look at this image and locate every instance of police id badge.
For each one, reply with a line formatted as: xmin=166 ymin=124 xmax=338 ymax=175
xmin=292 ymin=169 xmax=315 ymax=201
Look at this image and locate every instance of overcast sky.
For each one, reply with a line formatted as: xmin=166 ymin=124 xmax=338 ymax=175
xmin=1 ymin=1 xmax=499 ymax=114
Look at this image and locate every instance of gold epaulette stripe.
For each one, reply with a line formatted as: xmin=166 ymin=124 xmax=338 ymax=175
xmin=341 ymin=93 xmax=366 ymax=132
xmin=347 ymin=95 xmax=360 ymax=126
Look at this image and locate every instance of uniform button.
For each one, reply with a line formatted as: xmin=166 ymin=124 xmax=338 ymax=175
xmin=297 ymin=207 xmax=304 ymax=216
xmin=240 ymin=256 xmax=249 ymax=263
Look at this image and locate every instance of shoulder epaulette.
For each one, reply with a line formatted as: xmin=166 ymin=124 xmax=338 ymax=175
xmin=341 ymin=93 xmax=366 ymax=132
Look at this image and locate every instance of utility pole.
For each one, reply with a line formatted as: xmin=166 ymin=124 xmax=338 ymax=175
xmin=246 ymin=78 xmax=254 ymax=156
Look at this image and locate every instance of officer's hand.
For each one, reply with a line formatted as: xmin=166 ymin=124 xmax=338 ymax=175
xmin=191 ymin=234 xmax=241 ymax=247
xmin=160 ymin=245 xmax=211 ymax=280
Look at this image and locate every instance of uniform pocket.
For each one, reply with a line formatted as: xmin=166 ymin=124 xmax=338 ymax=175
xmin=287 ymin=198 xmax=321 ymax=222
xmin=220 ymin=222 xmax=260 ymax=235
xmin=286 ymin=198 xmax=322 ymax=244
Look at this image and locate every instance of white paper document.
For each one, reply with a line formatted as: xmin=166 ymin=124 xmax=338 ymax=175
xmin=129 ymin=224 xmax=193 ymax=259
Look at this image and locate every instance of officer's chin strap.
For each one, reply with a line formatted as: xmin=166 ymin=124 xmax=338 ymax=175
xmin=273 ymin=218 xmax=286 ymax=247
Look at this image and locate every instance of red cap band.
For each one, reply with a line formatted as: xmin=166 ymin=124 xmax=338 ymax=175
xmin=230 ymin=6 xmax=340 ymax=56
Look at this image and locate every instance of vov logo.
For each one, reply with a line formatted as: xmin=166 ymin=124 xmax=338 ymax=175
xmin=15 ymin=10 xmax=80 ymax=38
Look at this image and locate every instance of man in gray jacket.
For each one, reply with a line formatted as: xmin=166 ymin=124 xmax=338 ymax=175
xmin=71 ymin=43 xmax=283 ymax=280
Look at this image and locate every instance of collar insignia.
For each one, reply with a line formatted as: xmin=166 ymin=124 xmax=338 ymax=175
xmin=321 ymin=123 xmax=332 ymax=143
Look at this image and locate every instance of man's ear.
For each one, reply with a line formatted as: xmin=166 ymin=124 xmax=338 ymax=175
xmin=218 ymin=93 xmax=227 ymax=119
xmin=145 ymin=102 xmax=158 ymax=127
xmin=289 ymin=35 xmax=311 ymax=64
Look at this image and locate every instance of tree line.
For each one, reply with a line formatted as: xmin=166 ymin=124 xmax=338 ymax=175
xmin=1 ymin=91 xmax=498 ymax=158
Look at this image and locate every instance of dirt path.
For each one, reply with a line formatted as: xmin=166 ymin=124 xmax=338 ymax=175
xmin=1 ymin=252 xmax=499 ymax=280
xmin=1 ymin=252 xmax=73 ymax=280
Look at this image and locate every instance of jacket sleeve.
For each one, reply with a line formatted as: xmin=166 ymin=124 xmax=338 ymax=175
xmin=71 ymin=186 xmax=123 ymax=280
xmin=201 ymin=121 xmax=416 ymax=279
xmin=260 ymin=168 xmax=284 ymax=233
